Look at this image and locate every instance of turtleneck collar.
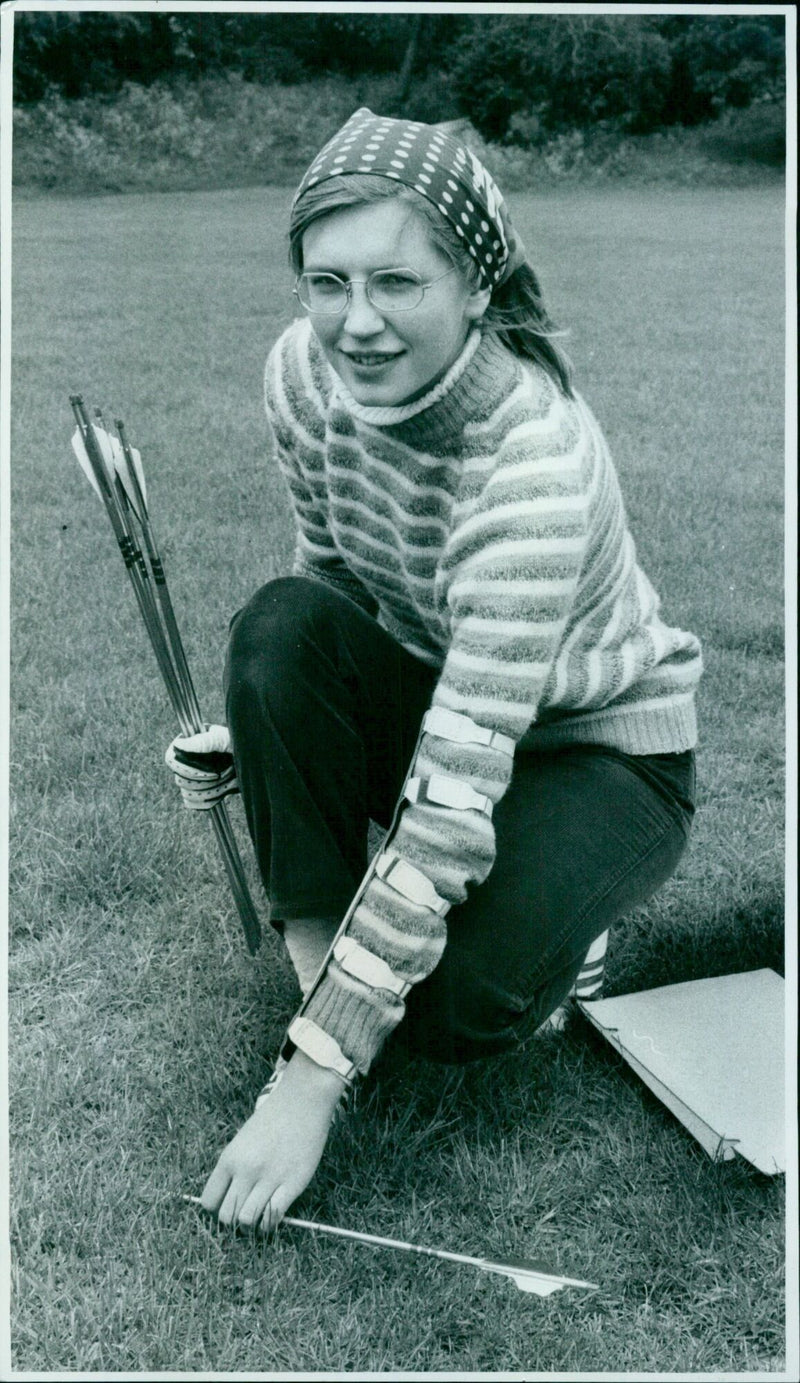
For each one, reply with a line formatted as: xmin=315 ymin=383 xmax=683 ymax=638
xmin=326 ymin=327 xmax=521 ymax=454
xmin=331 ymin=328 xmax=482 ymax=427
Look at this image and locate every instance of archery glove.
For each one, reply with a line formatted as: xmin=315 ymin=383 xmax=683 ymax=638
xmin=165 ymin=724 xmax=239 ymax=810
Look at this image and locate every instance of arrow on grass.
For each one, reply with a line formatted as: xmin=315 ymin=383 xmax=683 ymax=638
xmin=182 ymin=1196 xmax=598 ymax=1297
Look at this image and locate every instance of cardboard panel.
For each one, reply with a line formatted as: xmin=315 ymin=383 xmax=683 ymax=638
xmin=579 ymin=969 xmax=785 ymax=1175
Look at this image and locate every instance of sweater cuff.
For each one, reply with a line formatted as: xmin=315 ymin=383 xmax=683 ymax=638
xmin=301 ymin=962 xmax=407 ymax=1075
xmin=286 ymin=1015 xmax=357 ymax=1084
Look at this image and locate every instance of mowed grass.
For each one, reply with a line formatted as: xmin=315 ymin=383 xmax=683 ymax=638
xmin=9 ymin=184 xmax=787 ymax=1374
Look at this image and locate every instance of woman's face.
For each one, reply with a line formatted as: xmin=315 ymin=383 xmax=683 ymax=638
xmin=299 ymin=200 xmax=490 ymax=407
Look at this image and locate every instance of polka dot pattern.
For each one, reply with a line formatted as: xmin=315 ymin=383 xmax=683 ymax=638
xmin=292 ymin=107 xmax=526 ymax=289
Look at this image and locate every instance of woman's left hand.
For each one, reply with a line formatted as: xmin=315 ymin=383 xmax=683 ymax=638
xmin=165 ymin=725 xmax=238 ymax=810
xmin=200 ymin=1050 xmax=347 ymax=1231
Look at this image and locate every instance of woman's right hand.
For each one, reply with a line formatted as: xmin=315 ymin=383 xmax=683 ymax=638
xmin=165 ymin=724 xmax=239 ymax=809
xmin=200 ymin=1049 xmax=346 ymax=1232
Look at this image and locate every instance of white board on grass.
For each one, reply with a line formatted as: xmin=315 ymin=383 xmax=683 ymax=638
xmin=578 ymin=969 xmax=785 ymax=1175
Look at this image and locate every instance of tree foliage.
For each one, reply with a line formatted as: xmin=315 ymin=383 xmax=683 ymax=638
xmin=449 ymin=14 xmax=785 ymax=140
xmin=12 ymin=9 xmax=785 ymax=142
xmin=657 ymin=15 xmax=786 ymax=122
xmin=12 ymin=12 xmax=465 ymax=101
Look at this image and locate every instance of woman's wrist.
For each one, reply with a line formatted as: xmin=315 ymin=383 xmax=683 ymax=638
xmin=283 ymin=1047 xmax=349 ymax=1115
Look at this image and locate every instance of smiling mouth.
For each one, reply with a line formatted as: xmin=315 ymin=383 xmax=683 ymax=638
xmin=343 ymin=351 xmax=404 ymax=367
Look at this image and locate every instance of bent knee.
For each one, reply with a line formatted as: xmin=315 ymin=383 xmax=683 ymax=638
xmin=226 ymin=577 xmax=332 ymax=689
xmin=401 ymin=943 xmax=586 ymax=1063
xmin=402 ymin=952 xmax=527 ymax=1063
xmin=228 ymin=577 xmax=320 ymax=658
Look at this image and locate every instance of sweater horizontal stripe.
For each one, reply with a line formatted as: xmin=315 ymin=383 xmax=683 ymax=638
xmin=265 ymin=318 xmax=702 ymax=1073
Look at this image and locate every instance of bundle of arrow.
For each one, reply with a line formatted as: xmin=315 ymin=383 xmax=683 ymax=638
xmin=69 ymin=396 xmax=261 ymax=955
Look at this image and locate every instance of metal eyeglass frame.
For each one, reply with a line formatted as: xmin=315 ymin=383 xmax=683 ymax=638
xmin=293 ymin=267 xmax=456 ymax=314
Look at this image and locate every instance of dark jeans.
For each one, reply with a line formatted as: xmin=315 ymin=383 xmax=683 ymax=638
xmin=225 ymin=577 xmax=696 ymax=1064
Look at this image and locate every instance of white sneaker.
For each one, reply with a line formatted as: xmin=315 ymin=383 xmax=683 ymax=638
xmin=540 ymin=930 xmax=610 ymax=1033
xmin=571 ymin=929 xmax=609 ymax=1000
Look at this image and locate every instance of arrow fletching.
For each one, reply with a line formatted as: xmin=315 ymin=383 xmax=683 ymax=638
xmin=70 ymin=403 xmax=117 ymax=500
xmin=129 ymin=443 xmax=147 ymax=510
xmin=71 ymin=427 xmax=103 ymax=500
xmin=496 ymin=1271 xmax=562 ymax=1298
xmin=479 ymin=1255 xmax=599 ymax=1296
xmin=90 ymin=417 xmax=117 ymax=484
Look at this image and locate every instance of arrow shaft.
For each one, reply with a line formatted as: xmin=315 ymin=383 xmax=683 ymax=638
xmin=108 ymin=470 xmax=195 ymax=737
xmin=122 ymin=544 xmax=191 ymax=732
xmin=283 ymin=1216 xmax=499 ymax=1272
xmin=120 ymin=500 xmax=200 ymax=732
xmin=111 ymin=476 xmax=261 ymax=950
xmin=116 ymin=423 xmax=204 ymax=726
xmin=282 ymin=1218 xmax=598 ymax=1290
xmin=145 ymin=549 xmax=203 ymax=728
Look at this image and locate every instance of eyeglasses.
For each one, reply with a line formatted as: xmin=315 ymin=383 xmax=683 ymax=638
xmin=294 ymin=267 xmax=456 ymax=315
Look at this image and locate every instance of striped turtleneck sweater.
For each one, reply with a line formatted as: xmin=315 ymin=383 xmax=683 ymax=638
xmin=264 ymin=317 xmax=702 ymax=1075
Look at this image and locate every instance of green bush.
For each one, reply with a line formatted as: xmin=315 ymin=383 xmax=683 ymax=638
xmin=13 ymin=12 xmax=176 ymax=101
xmin=696 ymin=99 xmax=786 ymax=167
xmin=658 ymin=15 xmax=785 ymax=122
xmin=12 ymin=74 xmax=785 ymax=198
xmin=12 ymin=74 xmax=401 ymax=193
xmin=13 ymin=11 xmax=785 ymax=156
xmin=394 ymin=70 xmax=462 ymax=126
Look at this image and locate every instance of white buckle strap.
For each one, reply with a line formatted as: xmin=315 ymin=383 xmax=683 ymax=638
xmin=287 ymin=1016 xmax=356 ymax=1083
xmin=374 ymin=850 xmax=449 ymax=916
xmin=406 ymin=774 xmax=493 ymax=817
xmin=333 ymin=935 xmax=411 ymax=998
xmin=423 ymin=707 xmax=514 ymax=757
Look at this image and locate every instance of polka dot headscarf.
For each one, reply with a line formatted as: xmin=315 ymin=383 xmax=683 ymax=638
xmin=292 ymin=108 xmax=527 ymax=290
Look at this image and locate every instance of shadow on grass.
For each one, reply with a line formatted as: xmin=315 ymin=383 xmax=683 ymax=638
xmin=609 ymin=891 xmax=784 ymax=995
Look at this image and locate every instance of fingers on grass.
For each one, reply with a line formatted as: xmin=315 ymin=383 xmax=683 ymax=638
xmin=200 ymin=1163 xmax=232 ymax=1216
xmin=237 ymin=1184 xmax=273 ymax=1229
xmin=206 ymin=1166 xmax=280 ymax=1230
xmin=197 ymin=1171 xmax=294 ymax=1234
xmin=218 ymin=1182 xmax=247 ymax=1226
xmin=261 ymin=1184 xmax=295 ymax=1234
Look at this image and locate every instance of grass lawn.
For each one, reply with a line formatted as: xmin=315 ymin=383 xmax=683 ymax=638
xmin=8 ymin=182 xmax=788 ymax=1374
